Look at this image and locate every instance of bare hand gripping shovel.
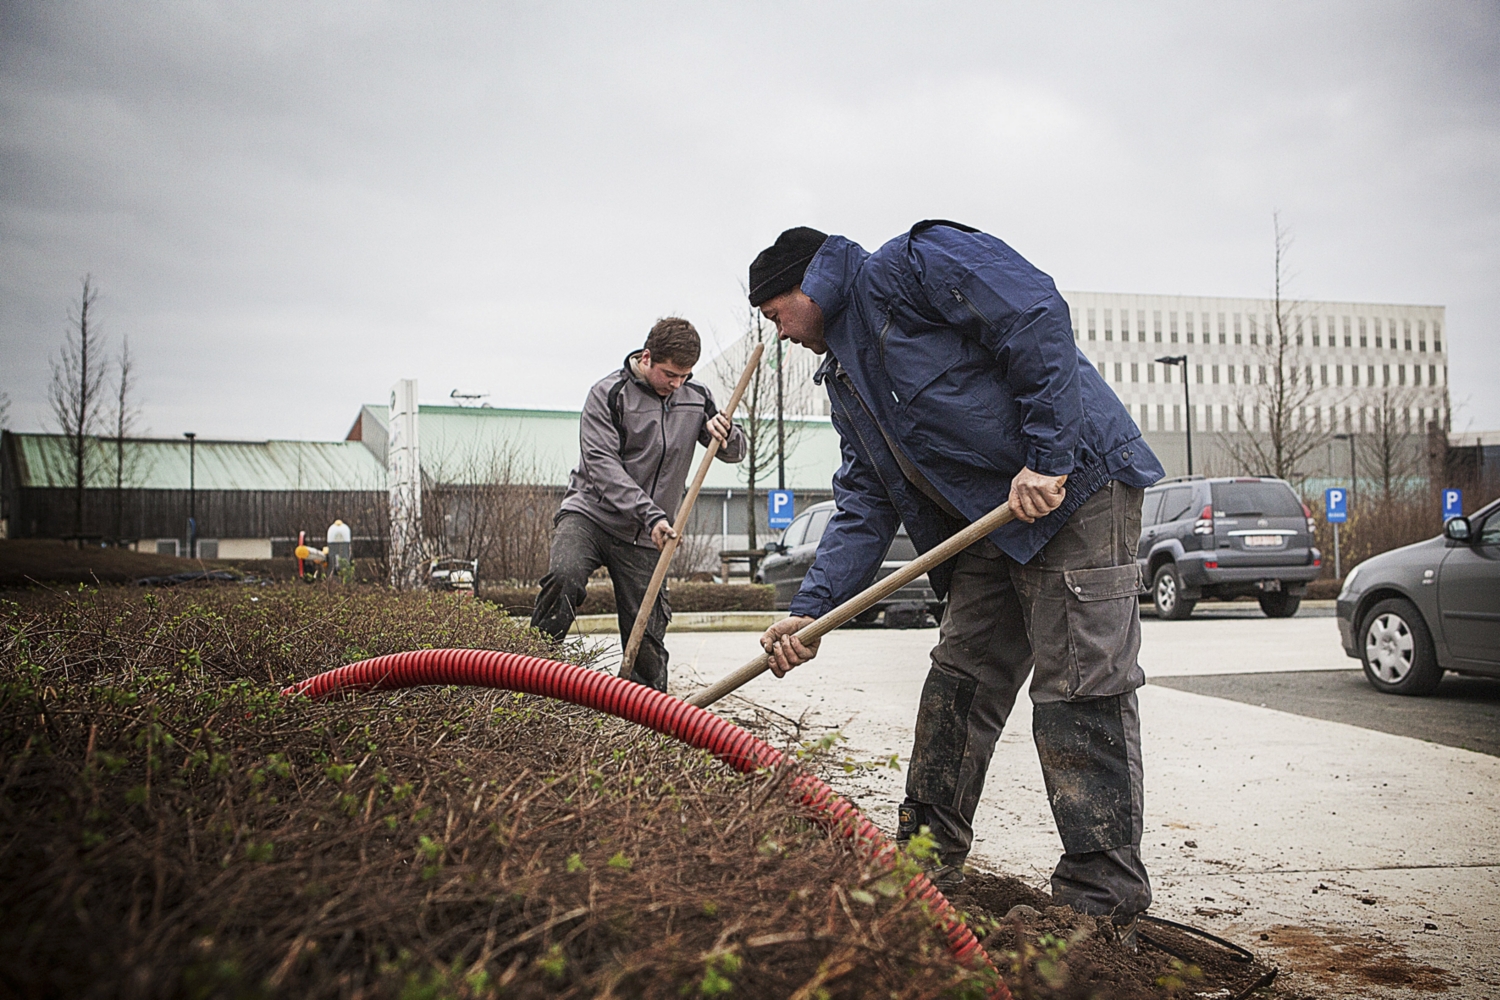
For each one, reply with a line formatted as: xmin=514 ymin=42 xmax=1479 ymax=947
xmin=687 ymin=499 xmax=1016 ymax=708
xmin=618 ymin=343 xmax=764 ymax=680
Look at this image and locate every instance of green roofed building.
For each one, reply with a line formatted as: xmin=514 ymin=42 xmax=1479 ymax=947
xmin=0 ymin=432 xmax=386 ymax=558
xmin=1 ymin=399 xmax=844 ymax=570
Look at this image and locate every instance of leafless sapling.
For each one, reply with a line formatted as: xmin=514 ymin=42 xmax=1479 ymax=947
xmin=48 ymin=276 xmax=107 ymax=539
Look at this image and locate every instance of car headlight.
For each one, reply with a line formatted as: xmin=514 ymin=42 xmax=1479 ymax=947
xmin=1338 ymin=564 xmax=1361 ymax=600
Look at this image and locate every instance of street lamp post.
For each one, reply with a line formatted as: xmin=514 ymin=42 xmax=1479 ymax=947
xmin=1156 ymin=355 xmax=1192 ymax=475
xmin=184 ymin=432 xmax=197 ymax=558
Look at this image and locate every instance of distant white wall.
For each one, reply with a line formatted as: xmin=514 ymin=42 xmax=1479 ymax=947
xmin=217 ymin=538 xmax=273 ymax=559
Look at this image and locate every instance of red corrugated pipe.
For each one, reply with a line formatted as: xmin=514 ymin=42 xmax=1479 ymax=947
xmin=283 ymin=648 xmax=1009 ymax=998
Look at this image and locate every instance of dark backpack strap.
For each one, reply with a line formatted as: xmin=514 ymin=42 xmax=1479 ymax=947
xmin=606 ymin=375 xmax=629 ymax=440
xmin=683 ymin=379 xmax=717 ymax=418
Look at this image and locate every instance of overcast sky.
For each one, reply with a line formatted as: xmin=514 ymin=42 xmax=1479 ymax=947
xmin=3 ymin=1 xmax=1497 ymax=442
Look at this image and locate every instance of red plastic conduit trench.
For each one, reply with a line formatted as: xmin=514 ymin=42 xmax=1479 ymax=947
xmin=283 ymin=648 xmax=1009 ymax=999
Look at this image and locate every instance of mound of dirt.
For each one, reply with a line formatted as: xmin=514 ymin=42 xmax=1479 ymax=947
xmin=947 ymin=872 xmax=1279 ymax=1000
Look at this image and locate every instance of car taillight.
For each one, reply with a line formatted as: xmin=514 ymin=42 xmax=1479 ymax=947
xmin=1205 ymin=560 xmax=1218 ymax=569
xmin=1302 ymin=502 xmax=1316 ymax=534
xmin=1194 ymin=505 xmax=1214 ymax=535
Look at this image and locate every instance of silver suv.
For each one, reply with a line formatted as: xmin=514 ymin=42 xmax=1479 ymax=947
xmin=1139 ymin=476 xmax=1322 ymax=619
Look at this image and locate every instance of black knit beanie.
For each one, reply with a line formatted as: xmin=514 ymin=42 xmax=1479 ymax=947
xmin=748 ymin=227 xmax=828 ymax=306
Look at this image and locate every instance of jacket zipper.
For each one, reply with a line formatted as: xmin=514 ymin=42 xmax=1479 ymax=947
xmin=647 ymin=394 xmax=669 ymax=500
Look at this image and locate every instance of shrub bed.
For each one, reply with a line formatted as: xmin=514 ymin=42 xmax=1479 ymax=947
xmin=482 ymin=581 xmax=775 ymax=617
xmin=0 ymin=586 xmax=983 ymax=998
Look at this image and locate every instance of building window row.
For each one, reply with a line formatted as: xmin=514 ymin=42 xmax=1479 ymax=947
xmin=1130 ymin=402 xmax=1445 ymax=435
xmin=1095 ymin=359 xmax=1446 ymax=389
xmin=1074 ymin=307 xmax=1439 ymax=354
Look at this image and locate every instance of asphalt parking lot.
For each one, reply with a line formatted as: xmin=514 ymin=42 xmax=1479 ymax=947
xmin=590 ymin=602 xmax=1500 ymax=998
xmin=1152 ymin=669 xmax=1500 ymax=757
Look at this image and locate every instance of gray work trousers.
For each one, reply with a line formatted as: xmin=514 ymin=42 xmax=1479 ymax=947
xmin=530 ymin=512 xmax=671 ymax=690
xmin=903 ymin=480 xmax=1152 ymax=918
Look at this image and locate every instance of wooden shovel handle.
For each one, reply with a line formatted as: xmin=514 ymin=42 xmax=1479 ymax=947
xmin=686 ymin=500 xmax=1015 ymax=707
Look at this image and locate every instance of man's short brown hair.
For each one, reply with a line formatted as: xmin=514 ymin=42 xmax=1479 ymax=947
xmin=644 ymin=317 xmax=700 ymax=368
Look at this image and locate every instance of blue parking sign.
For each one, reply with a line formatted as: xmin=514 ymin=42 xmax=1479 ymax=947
xmin=768 ymin=489 xmax=795 ymax=529
xmin=1442 ymin=488 xmax=1463 ymax=521
xmin=1325 ymin=488 xmax=1348 ymax=524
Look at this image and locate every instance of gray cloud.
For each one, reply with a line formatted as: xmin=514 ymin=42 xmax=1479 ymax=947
xmin=3 ymin=1 xmax=1497 ymax=440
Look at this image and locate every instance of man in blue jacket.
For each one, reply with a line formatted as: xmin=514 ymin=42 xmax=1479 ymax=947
xmin=750 ymin=222 xmax=1164 ymax=937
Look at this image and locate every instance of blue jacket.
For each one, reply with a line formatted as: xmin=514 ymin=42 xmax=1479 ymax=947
xmin=789 ymin=221 xmax=1164 ymax=620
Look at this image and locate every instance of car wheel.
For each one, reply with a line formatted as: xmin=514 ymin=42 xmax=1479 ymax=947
xmin=1359 ymin=598 xmax=1442 ymax=696
xmin=1258 ymin=592 xmax=1301 ymax=618
xmin=1152 ymin=564 xmax=1196 ymax=620
xmin=884 ymin=608 xmax=923 ymax=630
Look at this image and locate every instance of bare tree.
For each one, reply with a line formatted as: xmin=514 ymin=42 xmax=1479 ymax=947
xmin=422 ymin=439 xmax=559 ymax=584
xmin=1360 ymin=384 xmax=1426 ymax=502
xmin=49 ymin=276 xmax=107 ymax=538
xmin=713 ymin=305 xmax=807 ymax=559
xmin=1220 ymin=215 xmax=1327 ymax=482
xmin=105 ymin=337 xmax=147 ymax=543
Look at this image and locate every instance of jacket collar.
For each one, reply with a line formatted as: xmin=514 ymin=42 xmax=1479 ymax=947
xmin=799 ymin=235 xmax=869 ymax=328
xmin=622 ymin=349 xmax=693 ymax=402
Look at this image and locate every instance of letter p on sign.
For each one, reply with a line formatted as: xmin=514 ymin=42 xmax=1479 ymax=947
xmin=768 ymin=489 xmax=795 ymax=529
xmin=1325 ymin=488 xmax=1347 ymax=524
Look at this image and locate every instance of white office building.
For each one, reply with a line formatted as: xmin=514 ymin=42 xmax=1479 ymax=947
xmin=708 ymin=291 xmax=1449 ymax=480
xmin=1063 ymin=292 xmax=1446 ymax=435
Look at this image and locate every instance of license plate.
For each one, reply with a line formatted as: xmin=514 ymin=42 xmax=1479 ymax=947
xmin=1242 ymin=534 xmax=1284 ymax=547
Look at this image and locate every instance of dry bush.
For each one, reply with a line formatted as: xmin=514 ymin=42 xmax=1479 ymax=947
xmin=1306 ymin=485 xmax=1445 ymax=584
xmin=422 ymin=443 xmax=561 ymax=585
xmin=481 ymin=582 xmax=775 ymax=618
xmin=0 ymin=586 xmax=987 ymax=999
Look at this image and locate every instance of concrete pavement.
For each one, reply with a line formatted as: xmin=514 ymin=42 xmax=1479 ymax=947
xmin=583 ymin=612 xmax=1500 ymax=997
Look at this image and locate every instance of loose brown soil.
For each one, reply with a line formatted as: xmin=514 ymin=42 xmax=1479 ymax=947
xmin=1258 ymin=925 xmax=1456 ymax=993
xmin=946 ymin=872 xmax=1279 ymax=1000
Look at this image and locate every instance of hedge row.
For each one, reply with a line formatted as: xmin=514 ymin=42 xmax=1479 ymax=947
xmin=482 ymin=581 xmax=775 ymax=616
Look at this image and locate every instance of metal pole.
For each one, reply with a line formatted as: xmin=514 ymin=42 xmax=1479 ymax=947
xmin=1182 ymin=357 xmax=1193 ymax=476
xmin=184 ymin=432 xmax=197 ymax=557
xmin=776 ymin=337 xmax=785 ymax=490
xmin=1333 ymin=522 xmax=1341 ymax=580
xmin=1157 ymin=355 xmax=1190 ymax=476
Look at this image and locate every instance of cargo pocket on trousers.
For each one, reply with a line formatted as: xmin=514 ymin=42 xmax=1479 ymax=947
xmin=1061 ymin=564 xmax=1145 ymax=699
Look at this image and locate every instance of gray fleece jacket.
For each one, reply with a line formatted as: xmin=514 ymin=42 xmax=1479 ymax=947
xmin=558 ymin=351 xmax=748 ymax=548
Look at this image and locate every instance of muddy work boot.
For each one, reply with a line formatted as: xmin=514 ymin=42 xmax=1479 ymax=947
xmin=923 ymin=861 xmax=966 ymax=891
xmin=896 ymin=803 xmax=965 ymax=891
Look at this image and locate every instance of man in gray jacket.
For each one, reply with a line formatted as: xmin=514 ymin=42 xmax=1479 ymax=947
xmin=532 ymin=317 xmax=748 ymax=689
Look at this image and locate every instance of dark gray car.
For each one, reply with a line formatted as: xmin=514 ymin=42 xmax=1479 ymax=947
xmin=755 ymin=500 xmax=942 ymax=628
xmin=1337 ymin=496 xmax=1500 ymax=694
xmin=1139 ymin=475 xmax=1322 ymax=619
